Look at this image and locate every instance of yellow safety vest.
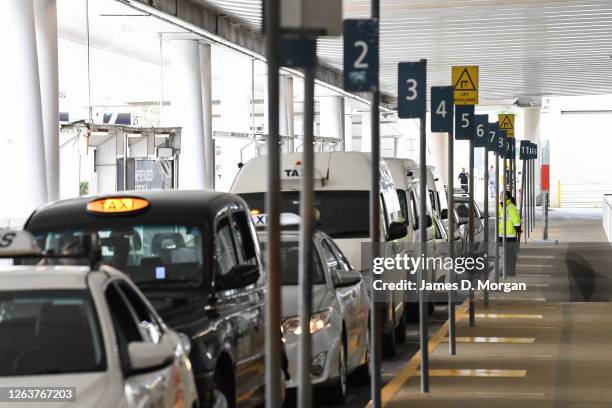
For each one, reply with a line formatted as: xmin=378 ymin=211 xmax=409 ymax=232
xmin=498 ymin=200 xmax=521 ymax=237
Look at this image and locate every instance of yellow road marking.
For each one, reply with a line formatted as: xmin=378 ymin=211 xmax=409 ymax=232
xmin=443 ymin=336 xmax=535 ymax=344
xmin=475 ymin=313 xmax=543 ymax=319
xmin=368 ymin=302 xmax=469 ymax=408
xmin=416 ymin=368 xmax=527 ymax=378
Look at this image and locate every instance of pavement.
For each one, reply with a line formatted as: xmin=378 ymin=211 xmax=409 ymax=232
xmin=379 ymin=207 xmax=612 ymax=408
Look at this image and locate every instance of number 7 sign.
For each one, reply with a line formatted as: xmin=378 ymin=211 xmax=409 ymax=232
xmin=431 ymin=86 xmax=453 ymax=132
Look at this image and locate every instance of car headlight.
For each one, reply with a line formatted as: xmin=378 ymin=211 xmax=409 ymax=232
xmin=281 ymin=309 xmax=332 ymax=335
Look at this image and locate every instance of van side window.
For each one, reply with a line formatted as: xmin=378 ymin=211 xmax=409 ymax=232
xmin=410 ymin=191 xmax=420 ymax=227
xmin=231 ymin=210 xmax=257 ymax=265
xmin=215 ymin=216 xmax=238 ymax=276
xmin=396 ymin=190 xmax=410 ymax=226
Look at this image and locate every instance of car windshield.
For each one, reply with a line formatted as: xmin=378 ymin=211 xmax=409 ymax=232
xmin=0 ymin=290 xmax=106 ymax=376
xmin=240 ymin=191 xmax=369 ymax=238
xmin=31 ymin=225 xmax=205 ymax=286
xmin=259 ymin=240 xmax=326 ymax=285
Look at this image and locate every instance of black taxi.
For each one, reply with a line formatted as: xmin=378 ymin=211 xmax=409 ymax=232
xmin=24 ymin=190 xmax=277 ymax=408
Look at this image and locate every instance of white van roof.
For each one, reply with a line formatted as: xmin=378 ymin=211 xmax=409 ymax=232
xmin=231 ymin=151 xmax=382 ymax=193
xmin=384 ymin=158 xmax=420 ymax=190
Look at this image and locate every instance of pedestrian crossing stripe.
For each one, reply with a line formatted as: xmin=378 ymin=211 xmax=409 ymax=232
xmin=498 ymin=113 xmax=515 ymax=137
xmin=452 ymin=65 xmax=478 ymax=105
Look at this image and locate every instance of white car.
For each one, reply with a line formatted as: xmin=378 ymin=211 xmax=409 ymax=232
xmin=0 ymin=230 xmax=200 ymax=408
xmin=256 ymin=220 xmax=369 ymax=403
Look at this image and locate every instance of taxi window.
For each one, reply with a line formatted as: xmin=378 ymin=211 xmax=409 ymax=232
xmin=0 ymin=290 xmax=106 ymax=376
xmin=33 ymin=224 xmax=204 ymax=286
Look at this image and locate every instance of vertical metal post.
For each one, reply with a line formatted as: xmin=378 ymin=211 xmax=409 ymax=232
xmin=513 ymin=155 xmax=517 ymax=200
xmin=502 ymin=157 xmax=507 ymax=280
xmin=123 ymin=133 xmax=128 ymax=191
xmin=297 ymin=66 xmax=315 ymax=408
xmin=494 ymin=153 xmax=500 ymax=284
xmin=520 ymin=159 xmax=526 ymax=243
xmin=531 ymin=159 xmax=535 ymax=231
xmin=483 ymin=147 xmax=489 ymax=307
xmin=418 ymin=66 xmax=430 ymax=392
xmin=448 ymin=126 xmax=456 ymax=355
xmin=526 ymin=158 xmax=530 ymax=238
xmin=544 ymin=192 xmax=549 ymax=240
xmin=264 ymin=0 xmax=282 ymax=405
xmin=468 ymin=139 xmax=475 ymax=327
xmin=370 ymin=2 xmax=382 ymax=408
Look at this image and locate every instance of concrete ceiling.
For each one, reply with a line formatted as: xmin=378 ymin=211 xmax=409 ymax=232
xmin=194 ymin=0 xmax=612 ymax=102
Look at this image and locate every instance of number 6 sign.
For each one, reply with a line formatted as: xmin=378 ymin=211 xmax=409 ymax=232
xmin=343 ymin=19 xmax=379 ymax=92
xmin=398 ymin=60 xmax=426 ymax=119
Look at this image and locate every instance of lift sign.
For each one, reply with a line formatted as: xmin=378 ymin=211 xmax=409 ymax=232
xmin=452 ymin=65 xmax=479 ymax=105
xmin=343 ymin=19 xmax=379 ymax=92
xmin=498 ymin=113 xmax=515 ymax=137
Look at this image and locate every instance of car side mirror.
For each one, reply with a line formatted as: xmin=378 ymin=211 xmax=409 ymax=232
xmin=386 ymin=221 xmax=408 ymax=241
xmin=217 ymin=264 xmax=260 ymax=291
xmin=128 ymin=341 xmax=174 ymax=373
xmin=426 ymin=215 xmax=433 ymax=228
xmin=335 ymin=271 xmax=362 ymax=288
xmin=440 ymin=209 xmax=448 ymax=220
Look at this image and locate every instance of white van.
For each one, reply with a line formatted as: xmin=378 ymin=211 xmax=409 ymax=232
xmin=231 ymin=152 xmax=409 ymax=356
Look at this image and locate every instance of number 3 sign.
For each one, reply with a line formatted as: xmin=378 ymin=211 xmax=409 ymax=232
xmin=398 ymin=60 xmax=426 ymax=119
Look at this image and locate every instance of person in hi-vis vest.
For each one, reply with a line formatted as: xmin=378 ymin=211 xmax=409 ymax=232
xmin=498 ymin=190 xmax=522 ymax=276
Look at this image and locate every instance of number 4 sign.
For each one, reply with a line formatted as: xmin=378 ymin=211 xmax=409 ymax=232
xmin=398 ymin=60 xmax=426 ymax=119
xmin=431 ymin=86 xmax=453 ymax=132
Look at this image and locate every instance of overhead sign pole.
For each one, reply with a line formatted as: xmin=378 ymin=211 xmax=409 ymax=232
xmin=474 ymin=114 xmax=489 ymax=306
xmin=497 ymin=128 xmax=507 ymax=281
xmin=344 ymin=14 xmax=380 ymax=408
xmin=399 ymin=59 xmax=428 ymax=392
xmin=431 ymin=86 xmax=455 ymax=355
xmin=488 ymin=122 xmax=500 ymax=284
xmin=519 ymin=140 xmax=528 ymax=243
xmin=453 ymin=65 xmax=478 ymax=327
xmin=263 ymin=0 xmax=282 ymax=405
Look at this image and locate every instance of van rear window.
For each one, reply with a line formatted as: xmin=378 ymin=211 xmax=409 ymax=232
xmin=240 ymin=191 xmax=370 ymax=238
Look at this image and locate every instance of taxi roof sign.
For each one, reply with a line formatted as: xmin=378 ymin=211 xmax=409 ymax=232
xmin=87 ymin=197 xmax=149 ymax=214
xmin=498 ymin=113 xmax=515 ymax=137
xmin=452 ymin=66 xmax=479 ymax=105
xmin=0 ymin=230 xmax=42 ymax=257
xmin=251 ymin=213 xmax=301 ymax=228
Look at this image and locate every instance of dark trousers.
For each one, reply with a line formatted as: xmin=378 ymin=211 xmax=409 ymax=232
xmin=497 ymin=236 xmax=518 ymax=277
xmin=461 ymin=184 xmax=468 ymax=192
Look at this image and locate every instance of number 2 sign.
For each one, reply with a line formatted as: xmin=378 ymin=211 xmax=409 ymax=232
xmin=343 ymin=19 xmax=379 ymax=92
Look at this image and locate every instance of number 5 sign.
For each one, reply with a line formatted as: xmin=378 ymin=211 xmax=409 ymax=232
xmin=431 ymin=86 xmax=453 ymax=132
xmin=398 ymin=60 xmax=426 ymax=118
xmin=343 ymin=19 xmax=378 ymax=92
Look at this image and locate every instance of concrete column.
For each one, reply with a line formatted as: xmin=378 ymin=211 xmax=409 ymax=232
xmin=168 ymin=40 xmax=206 ymax=189
xmin=320 ymin=96 xmax=344 ymax=143
xmin=523 ymin=108 xmax=541 ymax=203
xmin=279 ymin=75 xmax=294 ymax=152
xmin=360 ymin=111 xmax=372 ymax=152
xmin=344 ymin=112 xmax=353 ymax=151
xmin=34 ymin=0 xmax=59 ymax=202
xmin=0 ymin=0 xmax=48 ymax=218
xmin=199 ymin=43 xmax=214 ymax=190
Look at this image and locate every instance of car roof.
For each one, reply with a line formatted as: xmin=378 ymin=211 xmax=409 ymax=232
xmin=25 ymin=190 xmax=245 ymax=231
xmin=0 ymin=264 xmax=131 ymax=292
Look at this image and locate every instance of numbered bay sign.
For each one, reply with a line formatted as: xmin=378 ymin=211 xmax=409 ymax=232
xmin=431 ymin=86 xmax=453 ymax=132
xmin=519 ymin=140 xmax=529 ymax=160
xmin=343 ymin=19 xmax=378 ymax=92
xmin=455 ymin=104 xmax=474 ymax=140
xmin=488 ymin=122 xmax=499 ymax=151
xmin=474 ymin=115 xmax=488 ymax=147
xmin=398 ymin=60 xmax=426 ymax=119
xmin=496 ymin=129 xmax=507 ymax=156
xmin=509 ymin=137 xmax=516 ymax=158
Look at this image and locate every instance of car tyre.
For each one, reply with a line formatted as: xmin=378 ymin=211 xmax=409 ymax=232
xmin=326 ymin=337 xmax=348 ymax=404
xmin=214 ymin=362 xmax=235 ymax=408
xmin=382 ymin=305 xmax=397 ymax=358
xmin=350 ymin=324 xmax=371 ymax=385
